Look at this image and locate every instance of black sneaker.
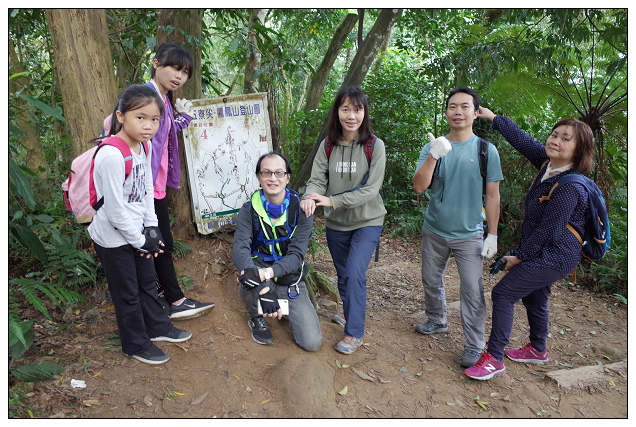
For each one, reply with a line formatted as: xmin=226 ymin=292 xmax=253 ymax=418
xmin=248 ymin=316 xmax=273 ymax=345
xmin=169 ymin=298 xmax=215 ymax=320
xmin=150 ymin=327 xmax=192 ymax=343
xmin=123 ymin=344 xmax=170 ymax=365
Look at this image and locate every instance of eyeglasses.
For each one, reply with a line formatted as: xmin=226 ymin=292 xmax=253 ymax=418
xmin=258 ymin=171 xmax=288 ymax=178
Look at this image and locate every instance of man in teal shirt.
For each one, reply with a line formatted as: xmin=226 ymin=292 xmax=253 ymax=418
xmin=412 ymin=87 xmax=503 ymax=368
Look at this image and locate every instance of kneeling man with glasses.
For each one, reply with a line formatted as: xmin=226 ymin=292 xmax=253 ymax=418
xmin=232 ymin=152 xmax=322 ymax=351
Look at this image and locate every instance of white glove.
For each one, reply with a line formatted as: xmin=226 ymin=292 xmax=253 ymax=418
xmin=481 ymin=233 xmax=498 ymax=258
xmin=427 ymin=132 xmax=452 ymax=160
xmin=175 ymin=98 xmax=194 ymax=116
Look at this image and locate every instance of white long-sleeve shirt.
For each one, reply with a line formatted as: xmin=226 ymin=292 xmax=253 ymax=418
xmin=88 ymin=138 xmax=158 ymax=248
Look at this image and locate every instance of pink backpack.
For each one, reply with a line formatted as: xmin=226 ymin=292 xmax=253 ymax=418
xmin=62 ymin=137 xmax=148 ymax=224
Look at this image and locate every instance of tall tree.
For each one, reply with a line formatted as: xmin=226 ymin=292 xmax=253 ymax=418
xmin=292 ymin=8 xmax=402 ymax=190
xmin=243 ymin=9 xmax=268 ymax=94
xmin=46 ymin=9 xmax=119 ymax=156
xmin=156 ymin=9 xmax=204 ymax=239
xmin=303 ymin=12 xmax=359 ymax=113
xmin=9 ymin=38 xmax=48 ymax=177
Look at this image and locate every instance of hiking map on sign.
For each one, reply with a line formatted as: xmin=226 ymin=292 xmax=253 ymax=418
xmin=182 ymin=93 xmax=272 ymax=234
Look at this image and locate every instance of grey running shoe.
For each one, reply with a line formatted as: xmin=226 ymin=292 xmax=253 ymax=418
xmin=248 ymin=316 xmax=274 ymax=345
xmin=150 ymin=327 xmax=192 ymax=343
xmin=335 ymin=336 xmax=363 ymax=355
xmin=124 ymin=344 xmax=170 ymax=365
xmin=415 ymin=319 xmax=448 ymax=335
xmin=460 ymin=349 xmax=482 ymax=368
xmin=170 ymin=298 xmax=215 ymax=320
xmin=332 ymin=314 xmax=346 ymax=327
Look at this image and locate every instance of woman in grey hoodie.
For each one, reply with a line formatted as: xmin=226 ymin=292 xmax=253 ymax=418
xmin=301 ymin=86 xmax=386 ymax=355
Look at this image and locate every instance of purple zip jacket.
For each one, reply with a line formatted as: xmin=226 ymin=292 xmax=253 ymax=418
xmin=147 ymin=80 xmax=193 ymax=190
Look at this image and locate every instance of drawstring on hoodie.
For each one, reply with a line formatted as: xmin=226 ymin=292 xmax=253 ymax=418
xmin=338 ymin=141 xmax=355 ymax=182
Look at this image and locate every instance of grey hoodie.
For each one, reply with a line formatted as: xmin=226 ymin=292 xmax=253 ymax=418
xmin=304 ymin=137 xmax=386 ymax=231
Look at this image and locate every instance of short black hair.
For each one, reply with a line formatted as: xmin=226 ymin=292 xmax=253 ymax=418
xmin=255 ymin=151 xmax=292 ymax=176
xmin=445 ymin=87 xmax=480 ymax=111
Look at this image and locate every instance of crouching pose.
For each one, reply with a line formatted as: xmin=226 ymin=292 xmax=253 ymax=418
xmin=232 ymin=152 xmax=322 ymax=351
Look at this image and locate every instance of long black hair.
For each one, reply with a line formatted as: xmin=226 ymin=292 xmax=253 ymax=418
xmin=91 ymin=85 xmax=164 ymax=144
xmin=151 ymin=42 xmax=194 ymax=116
xmin=326 ymin=86 xmax=371 ymax=146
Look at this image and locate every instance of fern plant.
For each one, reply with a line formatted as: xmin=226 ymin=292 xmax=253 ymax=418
xmin=173 ymin=240 xmax=192 ymax=258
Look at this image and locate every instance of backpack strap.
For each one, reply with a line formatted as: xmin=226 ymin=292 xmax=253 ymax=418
xmin=89 ymin=137 xmax=137 ymax=210
xmin=538 ymin=173 xmax=587 ymax=244
xmin=478 ymin=138 xmax=488 ymax=200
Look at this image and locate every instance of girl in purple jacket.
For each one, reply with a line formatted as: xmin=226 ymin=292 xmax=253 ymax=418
xmin=147 ymin=43 xmax=215 ymax=320
xmin=464 ymin=107 xmax=595 ymax=380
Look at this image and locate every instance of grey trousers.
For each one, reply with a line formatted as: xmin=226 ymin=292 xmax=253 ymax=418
xmin=420 ymin=225 xmax=486 ymax=353
xmin=239 ymin=279 xmax=323 ymax=352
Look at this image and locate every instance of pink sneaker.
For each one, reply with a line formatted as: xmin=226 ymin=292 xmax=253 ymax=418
xmin=505 ymin=343 xmax=549 ymax=364
xmin=464 ymin=353 xmax=506 ymax=380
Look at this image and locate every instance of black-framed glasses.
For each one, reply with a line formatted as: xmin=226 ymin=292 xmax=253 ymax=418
xmin=258 ymin=171 xmax=288 ymax=178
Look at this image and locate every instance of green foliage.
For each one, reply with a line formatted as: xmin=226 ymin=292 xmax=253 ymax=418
xmin=177 ymin=274 xmax=195 ymax=292
xmin=11 ymin=360 xmax=65 ymax=383
xmin=388 ymin=209 xmax=424 ymax=239
xmin=9 ymin=383 xmax=34 ymax=418
xmin=173 ymin=240 xmax=193 ymax=258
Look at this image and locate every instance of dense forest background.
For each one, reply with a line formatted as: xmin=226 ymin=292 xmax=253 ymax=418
xmin=7 ymin=9 xmax=627 ymax=383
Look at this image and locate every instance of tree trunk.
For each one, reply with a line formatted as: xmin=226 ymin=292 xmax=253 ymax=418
xmin=109 ymin=10 xmax=153 ymax=88
xmin=292 ymin=8 xmax=402 ymax=190
xmin=46 ymin=9 xmax=119 ymax=157
xmin=9 ymin=38 xmax=48 ymax=178
xmin=243 ymin=9 xmax=267 ymax=94
xmin=156 ymin=9 xmax=203 ymax=239
xmin=303 ymin=13 xmax=359 ymax=113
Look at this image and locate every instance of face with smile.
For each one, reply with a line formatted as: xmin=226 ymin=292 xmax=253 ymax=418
xmin=338 ymin=97 xmax=365 ymax=142
xmin=445 ymin=92 xmax=479 ymax=131
xmin=545 ymin=125 xmax=577 ymax=168
xmin=116 ymin=102 xmax=161 ymax=146
xmin=257 ymin=155 xmax=290 ymax=204
xmin=153 ymin=58 xmax=190 ymax=95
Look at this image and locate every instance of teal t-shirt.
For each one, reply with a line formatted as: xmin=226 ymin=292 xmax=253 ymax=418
xmin=415 ymin=135 xmax=503 ymax=238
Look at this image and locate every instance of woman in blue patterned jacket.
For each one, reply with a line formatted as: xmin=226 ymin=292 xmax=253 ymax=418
xmin=464 ymin=107 xmax=595 ymax=380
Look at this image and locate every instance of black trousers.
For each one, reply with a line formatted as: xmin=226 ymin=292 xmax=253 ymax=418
xmin=153 ymin=197 xmax=185 ymax=304
xmin=94 ymin=242 xmax=173 ymax=355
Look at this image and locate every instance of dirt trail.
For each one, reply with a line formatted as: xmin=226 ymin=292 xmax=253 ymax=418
xmin=13 ymin=225 xmax=628 ymax=418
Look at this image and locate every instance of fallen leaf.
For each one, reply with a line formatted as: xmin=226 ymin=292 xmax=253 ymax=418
xmin=352 ymin=368 xmax=375 ymax=382
xmin=338 ymin=385 xmax=348 ymax=395
xmin=143 ymin=395 xmax=153 ymax=407
xmin=190 ymin=390 xmax=210 ymax=405
xmin=454 ymin=398 xmax=465 ymax=408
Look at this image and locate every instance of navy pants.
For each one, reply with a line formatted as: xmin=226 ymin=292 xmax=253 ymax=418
xmin=326 ymin=226 xmax=382 ymax=339
xmin=487 ymin=264 xmax=563 ymax=361
xmin=94 ymin=243 xmax=173 ymax=355
xmin=154 ymin=197 xmax=185 ymax=304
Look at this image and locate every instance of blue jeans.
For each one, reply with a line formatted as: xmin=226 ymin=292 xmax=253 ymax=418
xmin=420 ymin=225 xmax=486 ymax=353
xmin=239 ymin=280 xmax=322 ymax=352
xmin=487 ymin=265 xmax=562 ymax=360
xmin=326 ymin=226 xmax=383 ymax=339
